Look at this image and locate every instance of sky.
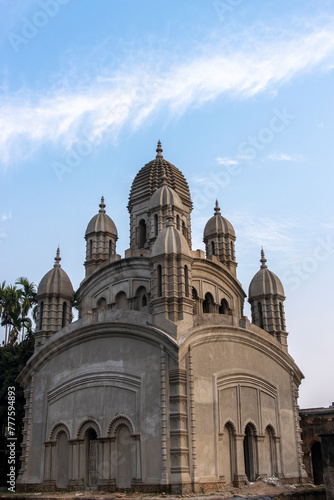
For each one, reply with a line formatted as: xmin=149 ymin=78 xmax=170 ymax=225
xmin=0 ymin=0 xmax=333 ymax=409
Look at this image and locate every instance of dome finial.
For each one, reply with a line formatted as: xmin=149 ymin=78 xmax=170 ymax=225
xmin=54 ymin=247 xmax=61 ymax=268
xmin=260 ymin=247 xmax=267 ymax=269
xmin=214 ymin=200 xmax=221 ymax=215
xmin=156 ymin=140 xmax=163 ymax=159
xmin=99 ymin=196 xmax=106 ymax=214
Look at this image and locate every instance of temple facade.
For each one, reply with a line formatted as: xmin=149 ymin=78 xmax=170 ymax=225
xmin=17 ymin=142 xmax=306 ymax=492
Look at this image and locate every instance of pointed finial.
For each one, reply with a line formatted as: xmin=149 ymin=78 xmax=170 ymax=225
xmin=260 ymin=247 xmax=267 ymax=269
xmin=99 ymin=196 xmax=106 ymax=214
xmin=160 ymin=166 xmax=168 ymax=187
xmin=54 ymin=247 xmax=61 ymax=268
xmin=166 ymin=205 xmax=175 ymax=227
xmin=214 ymin=200 xmax=221 ymax=215
xmin=156 ymin=140 xmax=163 ymax=159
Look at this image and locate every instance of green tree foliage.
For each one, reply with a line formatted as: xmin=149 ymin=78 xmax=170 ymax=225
xmin=0 ymin=278 xmax=36 ymax=487
xmin=0 ymin=278 xmax=37 ymax=345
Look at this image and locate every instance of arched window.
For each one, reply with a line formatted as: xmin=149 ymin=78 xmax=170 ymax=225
xmin=257 ymin=302 xmax=264 ymax=329
xmin=97 ymin=297 xmax=106 ymax=309
xmin=184 ymin=265 xmax=189 ymax=297
xmin=203 ymin=292 xmax=214 ymax=313
xmin=157 ymin=265 xmax=162 ymax=297
xmin=109 ymin=240 xmax=112 ymax=258
xmin=182 ymin=220 xmax=186 ymax=238
xmin=134 ymin=286 xmax=148 ymax=311
xmin=139 ymin=219 xmax=146 ymax=248
xmin=62 ymin=302 xmax=67 ymax=328
xmin=39 ymin=301 xmax=44 ymax=330
xmin=115 ymin=292 xmax=127 ymax=310
xmin=154 ymin=214 xmax=158 ymax=236
xmin=219 ymin=298 xmax=229 ymax=314
xmin=279 ymin=302 xmax=284 ymax=330
xmin=230 ymin=241 xmax=234 ymax=259
xmin=176 ymin=214 xmax=180 ymax=230
xmin=89 ymin=239 xmax=93 ymax=259
xmin=211 ymin=241 xmax=215 ymax=256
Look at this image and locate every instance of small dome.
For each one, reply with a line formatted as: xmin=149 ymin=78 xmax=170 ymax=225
xmin=203 ymin=201 xmax=235 ymax=240
xmin=248 ymin=250 xmax=285 ymax=299
xmin=37 ymin=249 xmax=74 ymax=300
xmin=85 ymin=197 xmax=117 ymax=237
xmin=128 ymin=141 xmax=192 ymax=212
xmin=152 ymin=212 xmax=190 ymax=257
xmin=148 ymin=169 xmax=185 ymax=212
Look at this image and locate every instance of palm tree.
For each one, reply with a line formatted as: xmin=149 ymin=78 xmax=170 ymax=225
xmin=15 ymin=277 xmax=37 ymax=342
xmin=1 ymin=285 xmax=22 ymax=345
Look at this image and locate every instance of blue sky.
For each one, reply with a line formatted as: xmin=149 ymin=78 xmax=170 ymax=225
xmin=1 ymin=0 xmax=334 ymax=408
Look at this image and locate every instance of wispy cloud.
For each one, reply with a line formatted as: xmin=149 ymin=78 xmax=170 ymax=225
xmin=216 ymin=157 xmax=239 ymax=166
xmin=267 ymin=152 xmax=304 ymax=162
xmin=1 ymin=20 xmax=334 ymax=168
xmin=233 ymin=213 xmax=298 ymax=254
xmin=1 ymin=212 xmax=12 ymax=222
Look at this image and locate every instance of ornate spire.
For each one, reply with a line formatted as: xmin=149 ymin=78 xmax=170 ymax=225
xmin=54 ymin=247 xmax=61 ymax=268
xmin=214 ymin=200 xmax=221 ymax=215
xmin=160 ymin=166 xmax=168 ymax=187
xmin=260 ymin=248 xmax=267 ymax=269
xmin=156 ymin=140 xmax=163 ymax=159
xmin=99 ymin=196 xmax=106 ymax=214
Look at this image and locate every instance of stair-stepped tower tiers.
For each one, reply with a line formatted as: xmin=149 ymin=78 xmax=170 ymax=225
xmin=85 ymin=196 xmax=118 ymax=277
xmin=127 ymin=141 xmax=192 ymax=252
xmin=203 ymin=200 xmax=237 ymax=276
xmin=248 ymin=249 xmax=288 ymax=350
xmin=35 ymin=248 xmax=74 ymax=347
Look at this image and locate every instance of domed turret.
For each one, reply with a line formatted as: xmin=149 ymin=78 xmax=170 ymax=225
xmin=248 ymin=250 xmax=288 ymax=349
xmin=36 ymin=248 xmax=74 ymax=338
xmin=151 ymin=209 xmax=191 ymax=257
xmin=85 ymin=197 xmax=118 ymax=277
xmin=203 ymin=201 xmax=237 ymax=276
xmin=127 ymin=142 xmax=192 ymax=251
xmin=147 ymin=168 xmax=188 ymax=245
xmin=151 ymin=210 xmax=193 ymax=323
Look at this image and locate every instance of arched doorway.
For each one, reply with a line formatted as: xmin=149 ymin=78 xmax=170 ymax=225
xmin=263 ymin=425 xmax=277 ymax=478
xmin=220 ymin=422 xmax=236 ymax=485
xmin=85 ymin=428 xmax=99 ymax=488
xmin=56 ymin=431 xmax=69 ymax=488
xmin=116 ymin=425 xmax=132 ymax=489
xmin=244 ymin=423 xmax=257 ymax=481
xmin=311 ymin=441 xmax=324 ymax=484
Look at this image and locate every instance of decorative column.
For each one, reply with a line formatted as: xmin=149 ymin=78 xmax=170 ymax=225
xmin=169 ymin=369 xmax=191 ymax=493
xmin=234 ymin=435 xmax=248 ymax=487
